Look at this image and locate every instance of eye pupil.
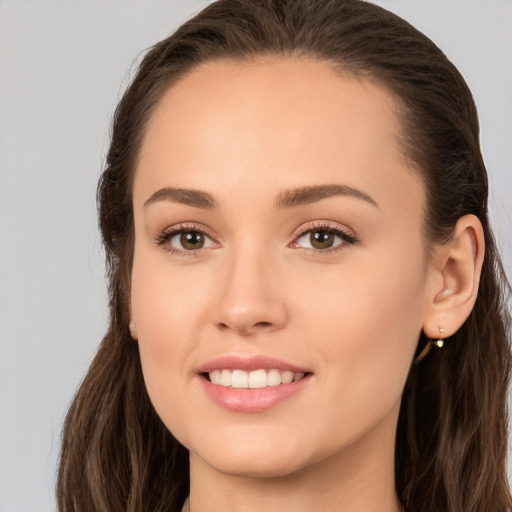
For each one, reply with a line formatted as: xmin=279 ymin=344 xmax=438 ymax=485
xmin=180 ymin=231 xmax=204 ymax=250
xmin=310 ymin=230 xmax=334 ymax=249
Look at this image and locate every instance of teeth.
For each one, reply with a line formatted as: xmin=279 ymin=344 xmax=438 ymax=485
xmin=267 ymin=369 xmax=281 ymax=386
xmin=281 ymin=371 xmax=294 ymax=384
xmin=231 ymin=370 xmax=249 ymax=388
xmin=248 ymin=369 xmax=267 ymax=388
xmin=210 ymin=369 xmax=221 ymax=385
xmin=208 ymin=369 xmax=306 ymax=388
xmin=220 ymin=369 xmax=231 ymax=387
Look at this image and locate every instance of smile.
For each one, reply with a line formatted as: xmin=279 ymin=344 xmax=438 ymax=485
xmin=207 ymin=369 xmax=306 ymax=388
xmin=197 ymin=355 xmax=312 ymax=412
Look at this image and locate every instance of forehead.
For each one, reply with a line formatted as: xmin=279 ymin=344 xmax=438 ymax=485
xmin=139 ymin=57 xmax=402 ymax=166
xmin=134 ymin=57 xmax=423 ymax=221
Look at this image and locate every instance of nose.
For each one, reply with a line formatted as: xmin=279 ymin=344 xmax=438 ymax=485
xmin=211 ymin=246 xmax=288 ymax=337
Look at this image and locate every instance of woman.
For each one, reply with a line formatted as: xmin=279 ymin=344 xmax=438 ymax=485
xmin=57 ymin=1 xmax=512 ymax=511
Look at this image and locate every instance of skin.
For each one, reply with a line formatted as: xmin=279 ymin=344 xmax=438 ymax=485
xmin=129 ymin=58 xmax=484 ymax=512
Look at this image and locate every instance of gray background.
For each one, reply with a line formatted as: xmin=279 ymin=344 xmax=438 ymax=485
xmin=0 ymin=1 xmax=510 ymax=511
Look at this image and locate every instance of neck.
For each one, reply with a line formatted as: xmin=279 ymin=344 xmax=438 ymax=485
xmin=187 ymin=404 xmax=402 ymax=512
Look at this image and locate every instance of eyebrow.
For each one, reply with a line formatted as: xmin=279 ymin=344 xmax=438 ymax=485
xmin=144 ymin=187 xmax=217 ymax=209
xmin=143 ymin=184 xmax=379 ymax=210
xmin=274 ymin=184 xmax=379 ymax=210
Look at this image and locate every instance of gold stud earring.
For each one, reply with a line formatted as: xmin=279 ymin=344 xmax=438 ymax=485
xmin=414 ymin=326 xmax=445 ymax=364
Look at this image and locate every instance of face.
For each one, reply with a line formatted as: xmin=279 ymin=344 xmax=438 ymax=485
xmin=130 ymin=58 xmax=433 ymax=478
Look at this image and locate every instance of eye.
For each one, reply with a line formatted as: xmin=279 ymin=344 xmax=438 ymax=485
xmin=291 ymin=224 xmax=357 ymax=252
xmin=172 ymin=230 xmax=213 ymax=250
xmin=156 ymin=224 xmax=219 ymax=254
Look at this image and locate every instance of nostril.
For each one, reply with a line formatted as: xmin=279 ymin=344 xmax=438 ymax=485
xmin=216 ymin=320 xmax=273 ymax=334
xmin=255 ymin=321 xmax=272 ymax=328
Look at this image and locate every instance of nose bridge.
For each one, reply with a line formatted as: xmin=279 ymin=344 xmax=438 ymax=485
xmin=213 ymin=239 xmax=288 ymax=335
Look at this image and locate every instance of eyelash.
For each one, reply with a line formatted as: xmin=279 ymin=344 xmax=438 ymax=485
xmin=292 ymin=222 xmax=359 ymax=253
xmin=154 ymin=223 xmax=218 ymax=257
xmin=154 ymin=221 xmax=358 ymax=256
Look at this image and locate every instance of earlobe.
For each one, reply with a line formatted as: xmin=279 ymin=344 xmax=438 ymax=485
xmin=129 ymin=319 xmax=138 ymax=339
xmin=423 ymin=214 xmax=484 ymax=339
xmin=128 ymin=295 xmax=138 ymax=339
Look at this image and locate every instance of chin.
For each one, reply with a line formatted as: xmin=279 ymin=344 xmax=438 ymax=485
xmin=187 ymin=429 xmax=327 ymax=480
xmin=201 ymin=449 xmax=308 ymax=479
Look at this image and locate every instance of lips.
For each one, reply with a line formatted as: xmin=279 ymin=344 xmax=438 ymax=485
xmin=196 ymin=355 xmax=312 ymax=412
xmin=197 ymin=354 xmax=310 ymax=374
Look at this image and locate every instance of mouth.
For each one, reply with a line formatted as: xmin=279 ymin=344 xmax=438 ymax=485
xmin=197 ymin=356 xmax=312 ymax=412
xmin=202 ymin=368 xmax=310 ymax=389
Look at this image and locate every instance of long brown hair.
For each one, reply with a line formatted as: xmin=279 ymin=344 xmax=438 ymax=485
xmin=57 ymin=1 xmax=512 ymax=511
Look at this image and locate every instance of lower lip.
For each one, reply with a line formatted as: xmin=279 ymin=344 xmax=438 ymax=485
xmin=198 ymin=374 xmax=311 ymax=412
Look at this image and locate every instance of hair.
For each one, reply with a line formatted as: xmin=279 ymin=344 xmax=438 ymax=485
xmin=57 ymin=1 xmax=512 ymax=511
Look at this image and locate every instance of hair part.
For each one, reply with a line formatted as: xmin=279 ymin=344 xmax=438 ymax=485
xmin=58 ymin=1 xmax=512 ymax=511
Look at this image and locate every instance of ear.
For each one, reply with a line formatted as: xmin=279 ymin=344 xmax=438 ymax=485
xmin=129 ymin=318 xmax=138 ymax=339
xmin=128 ymin=300 xmax=138 ymax=339
xmin=124 ymin=276 xmax=137 ymax=339
xmin=423 ymin=214 xmax=485 ymax=339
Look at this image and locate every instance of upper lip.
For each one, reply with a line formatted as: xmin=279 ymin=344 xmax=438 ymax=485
xmin=197 ymin=355 xmax=311 ymax=374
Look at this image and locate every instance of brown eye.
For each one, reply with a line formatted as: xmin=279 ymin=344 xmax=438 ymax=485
xmin=309 ymin=230 xmax=335 ymax=249
xmin=291 ymin=225 xmax=357 ymax=253
xmin=157 ymin=227 xmax=218 ymax=254
xmin=180 ymin=231 xmax=205 ymax=250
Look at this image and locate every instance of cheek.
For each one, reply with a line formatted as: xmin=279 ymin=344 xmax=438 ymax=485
xmin=294 ymin=242 xmax=427 ymax=420
xmin=129 ymin=249 xmax=212 ymax=406
xmin=130 ymin=247 xmax=213 ymax=344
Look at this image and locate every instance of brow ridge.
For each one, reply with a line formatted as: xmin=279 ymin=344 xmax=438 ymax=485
xmin=144 ymin=187 xmax=217 ymax=209
xmin=275 ymin=184 xmax=379 ymax=209
xmin=144 ymin=183 xmax=378 ymax=211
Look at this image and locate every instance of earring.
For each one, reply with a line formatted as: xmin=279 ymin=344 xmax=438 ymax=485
xmin=414 ymin=327 xmax=445 ymax=364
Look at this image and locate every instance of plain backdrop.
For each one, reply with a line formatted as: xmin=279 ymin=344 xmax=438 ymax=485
xmin=0 ymin=1 xmax=511 ymax=511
